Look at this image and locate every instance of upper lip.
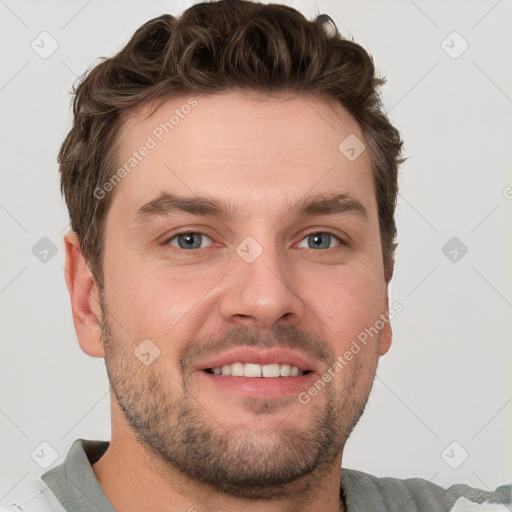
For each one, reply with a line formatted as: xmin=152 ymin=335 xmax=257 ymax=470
xmin=195 ymin=347 xmax=319 ymax=373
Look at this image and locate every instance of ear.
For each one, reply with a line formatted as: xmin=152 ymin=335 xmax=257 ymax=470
xmin=378 ymin=285 xmax=392 ymax=356
xmin=63 ymin=231 xmax=105 ymax=358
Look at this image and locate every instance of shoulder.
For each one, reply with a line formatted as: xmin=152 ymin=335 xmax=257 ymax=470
xmin=341 ymin=468 xmax=512 ymax=511
xmin=0 ymin=479 xmax=65 ymax=512
xmin=0 ymin=438 xmax=108 ymax=512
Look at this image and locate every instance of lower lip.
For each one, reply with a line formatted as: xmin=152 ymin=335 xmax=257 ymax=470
xmin=197 ymin=370 xmax=317 ymax=398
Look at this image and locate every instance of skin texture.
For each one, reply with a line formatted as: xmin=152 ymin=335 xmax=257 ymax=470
xmin=64 ymin=91 xmax=392 ymax=512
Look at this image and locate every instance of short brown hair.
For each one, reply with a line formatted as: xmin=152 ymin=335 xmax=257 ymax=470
xmin=59 ymin=0 xmax=404 ymax=288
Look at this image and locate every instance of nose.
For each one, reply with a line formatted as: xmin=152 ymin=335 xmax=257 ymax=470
xmin=218 ymin=235 xmax=306 ymax=330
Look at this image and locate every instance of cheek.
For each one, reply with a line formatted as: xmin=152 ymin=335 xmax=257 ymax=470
xmin=309 ymin=267 xmax=386 ymax=352
xmin=104 ymin=259 xmax=213 ymax=349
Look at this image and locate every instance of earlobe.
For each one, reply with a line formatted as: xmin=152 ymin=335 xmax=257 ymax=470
xmin=64 ymin=231 xmax=105 ymax=358
xmin=378 ymin=287 xmax=392 ymax=356
xmin=379 ymin=319 xmax=392 ymax=356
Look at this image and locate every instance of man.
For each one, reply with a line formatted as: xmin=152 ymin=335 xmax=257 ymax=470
xmin=2 ymin=1 xmax=510 ymax=511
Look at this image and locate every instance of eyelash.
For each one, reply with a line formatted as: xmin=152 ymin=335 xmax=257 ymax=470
xmin=162 ymin=230 xmax=347 ymax=252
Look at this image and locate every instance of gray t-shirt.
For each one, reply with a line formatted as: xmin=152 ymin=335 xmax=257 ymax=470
xmin=1 ymin=438 xmax=511 ymax=512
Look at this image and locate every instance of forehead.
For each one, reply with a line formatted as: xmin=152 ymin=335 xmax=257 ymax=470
xmin=110 ymin=91 xmax=375 ymax=221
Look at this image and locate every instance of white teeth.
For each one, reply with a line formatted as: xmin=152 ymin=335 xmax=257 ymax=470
xmin=244 ymin=363 xmax=261 ymax=377
xmin=261 ymin=363 xmax=280 ymax=378
xmin=231 ymin=362 xmax=244 ymax=376
xmin=209 ymin=363 xmax=305 ymax=377
xmin=280 ymin=363 xmax=291 ymax=377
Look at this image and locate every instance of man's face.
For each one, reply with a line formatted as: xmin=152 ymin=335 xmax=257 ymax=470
xmin=98 ymin=91 xmax=391 ymax=498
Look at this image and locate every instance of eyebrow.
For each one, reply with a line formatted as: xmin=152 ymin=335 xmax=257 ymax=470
xmin=134 ymin=191 xmax=369 ymax=225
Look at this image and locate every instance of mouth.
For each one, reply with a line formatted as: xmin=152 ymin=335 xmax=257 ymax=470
xmin=194 ymin=346 xmax=318 ymax=374
xmin=194 ymin=347 xmax=320 ymax=399
xmin=198 ymin=364 xmax=317 ymax=400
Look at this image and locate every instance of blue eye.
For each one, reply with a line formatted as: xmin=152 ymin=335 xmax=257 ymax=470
xmin=297 ymin=232 xmax=343 ymax=250
xmin=166 ymin=232 xmax=213 ymax=250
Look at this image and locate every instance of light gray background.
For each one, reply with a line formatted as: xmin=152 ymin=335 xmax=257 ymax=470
xmin=1 ymin=0 xmax=511 ymax=504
